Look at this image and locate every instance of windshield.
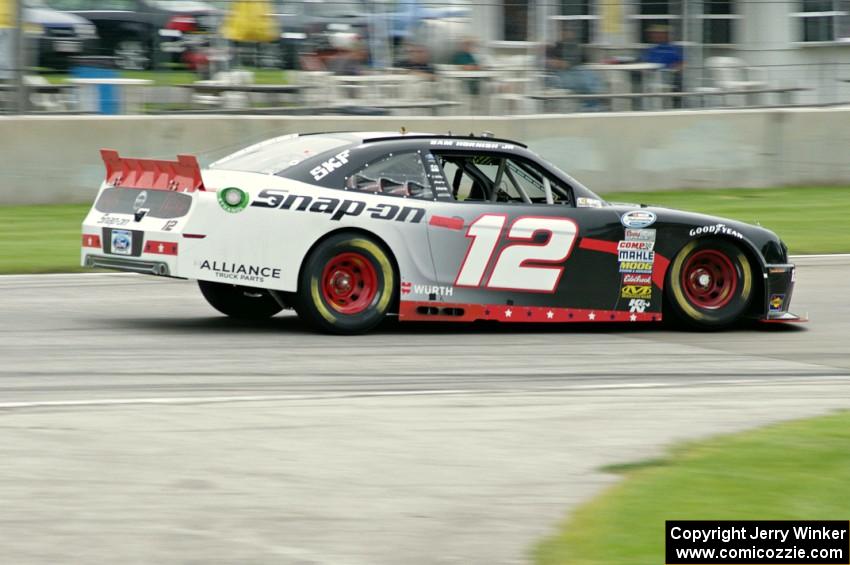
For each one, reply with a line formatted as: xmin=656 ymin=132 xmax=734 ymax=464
xmin=209 ymin=134 xmax=353 ymax=175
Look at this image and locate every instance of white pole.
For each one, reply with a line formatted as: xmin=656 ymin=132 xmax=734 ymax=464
xmin=14 ymin=0 xmax=25 ymax=113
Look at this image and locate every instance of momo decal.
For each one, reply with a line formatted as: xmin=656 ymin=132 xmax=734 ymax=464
xmin=689 ymin=223 xmax=744 ymax=239
xmin=621 ymin=210 xmax=656 ymax=229
xmin=200 ymin=260 xmax=281 ymax=283
xmin=310 ymin=150 xmax=350 ymax=181
xmin=251 ymin=189 xmax=425 ymax=223
xmin=622 ymin=285 xmax=652 ymax=299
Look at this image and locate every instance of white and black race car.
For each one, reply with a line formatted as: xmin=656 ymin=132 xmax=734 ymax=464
xmin=82 ymin=132 xmax=800 ymax=334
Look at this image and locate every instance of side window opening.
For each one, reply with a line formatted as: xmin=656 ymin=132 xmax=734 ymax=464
xmin=345 ymin=152 xmax=434 ymax=200
xmin=435 ymin=152 xmax=573 ymax=205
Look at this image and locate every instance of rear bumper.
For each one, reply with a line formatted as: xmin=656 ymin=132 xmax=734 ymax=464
xmin=83 ymin=254 xmax=171 ymax=277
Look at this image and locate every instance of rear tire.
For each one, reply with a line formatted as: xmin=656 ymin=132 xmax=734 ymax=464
xmin=665 ymin=238 xmax=754 ymax=330
xmin=293 ymin=233 xmax=396 ymax=334
xmin=198 ymin=280 xmax=283 ymax=320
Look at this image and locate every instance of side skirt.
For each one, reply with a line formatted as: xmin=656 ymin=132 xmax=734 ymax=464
xmin=399 ymin=301 xmax=662 ymax=323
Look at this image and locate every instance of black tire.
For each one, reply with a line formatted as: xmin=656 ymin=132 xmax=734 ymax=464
xmin=198 ymin=281 xmax=283 ymax=320
xmin=293 ymin=233 xmax=396 ymax=334
xmin=665 ymin=238 xmax=754 ymax=330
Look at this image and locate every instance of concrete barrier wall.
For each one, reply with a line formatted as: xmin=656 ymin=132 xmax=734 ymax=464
xmin=1 ymin=108 xmax=848 ymax=205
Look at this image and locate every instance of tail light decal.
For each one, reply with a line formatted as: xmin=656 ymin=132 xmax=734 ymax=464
xmin=144 ymin=240 xmax=179 ymax=256
xmin=82 ymin=234 xmax=102 ymax=248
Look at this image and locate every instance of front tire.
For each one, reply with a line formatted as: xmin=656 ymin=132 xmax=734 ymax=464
xmin=294 ymin=233 xmax=396 ymax=334
xmin=665 ymin=238 xmax=754 ymax=330
xmin=198 ymin=281 xmax=283 ymax=320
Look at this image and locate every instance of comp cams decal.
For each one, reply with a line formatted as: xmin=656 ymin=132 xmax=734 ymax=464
xmin=252 ymin=189 xmax=425 ymax=223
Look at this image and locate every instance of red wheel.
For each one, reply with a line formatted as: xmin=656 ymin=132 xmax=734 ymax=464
xmin=680 ymin=249 xmax=738 ymax=310
xmin=666 ymin=239 xmax=753 ymax=329
xmin=294 ymin=233 xmax=396 ymax=334
xmin=321 ymin=252 xmax=378 ymax=315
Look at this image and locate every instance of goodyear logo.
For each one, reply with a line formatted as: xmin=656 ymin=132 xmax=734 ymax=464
xmin=619 ymin=261 xmax=654 ymax=274
xmin=622 ymin=285 xmax=652 ymax=299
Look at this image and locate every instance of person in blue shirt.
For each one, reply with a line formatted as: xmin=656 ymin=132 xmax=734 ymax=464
xmin=639 ymin=24 xmax=684 ymax=106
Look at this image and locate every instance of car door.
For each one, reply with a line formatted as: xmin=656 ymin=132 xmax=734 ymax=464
xmin=424 ymin=149 xmax=629 ymax=313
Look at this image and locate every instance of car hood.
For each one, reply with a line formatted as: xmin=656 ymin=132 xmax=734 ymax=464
xmin=610 ymin=203 xmax=785 ymax=259
xmin=153 ymin=0 xmax=216 ymax=13
xmin=26 ymin=7 xmax=91 ymax=25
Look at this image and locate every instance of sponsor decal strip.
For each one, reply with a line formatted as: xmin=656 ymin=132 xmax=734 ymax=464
xmin=578 ymin=237 xmax=670 ymax=288
xmin=399 ymin=301 xmax=661 ymax=323
xmin=428 ymin=215 xmax=465 ymax=231
xmin=578 ymin=237 xmax=618 ymax=254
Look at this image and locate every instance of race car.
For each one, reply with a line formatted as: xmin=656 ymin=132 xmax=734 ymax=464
xmin=81 ymin=132 xmax=801 ymax=334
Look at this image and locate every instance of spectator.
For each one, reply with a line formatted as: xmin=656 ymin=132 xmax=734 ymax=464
xmin=641 ymin=24 xmax=683 ymax=94
xmin=450 ymin=38 xmax=482 ymax=95
xmin=398 ymin=43 xmax=435 ymax=80
xmin=330 ymin=42 xmax=370 ymax=76
xmin=544 ymin=24 xmax=604 ymax=108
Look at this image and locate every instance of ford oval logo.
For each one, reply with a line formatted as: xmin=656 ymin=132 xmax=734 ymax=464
xmin=621 ymin=210 xmax=657 ymax=229
xmin=133 ymin=190 xmax=148 ymax=211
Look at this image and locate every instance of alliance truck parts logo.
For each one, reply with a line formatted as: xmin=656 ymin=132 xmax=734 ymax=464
xmin=200 ymin=260 xmax=281 ymax=283
xmin=251 ymin=189 xmax=425 ymax=224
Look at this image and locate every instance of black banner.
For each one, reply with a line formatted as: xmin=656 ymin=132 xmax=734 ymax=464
xmin=666 ymin=520 xmax=849 ymax=564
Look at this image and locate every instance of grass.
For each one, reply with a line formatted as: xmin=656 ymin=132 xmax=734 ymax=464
xmin=0 ymin=186 xmax=848 ymax=274
xmin=0 ymin=205 xmax=90 ymax=274
xmin=599 ymin=186 xmax=850 ymax=254
xmin=534 ymin=411 xmax=850 ymax=565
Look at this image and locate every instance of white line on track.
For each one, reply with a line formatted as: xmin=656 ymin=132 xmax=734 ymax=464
xmin=3 ymin=376 xmax=849 ymax=410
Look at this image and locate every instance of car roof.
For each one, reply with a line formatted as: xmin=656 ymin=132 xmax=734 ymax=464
xmin=303 ymin=131 xmax=528 ymax=149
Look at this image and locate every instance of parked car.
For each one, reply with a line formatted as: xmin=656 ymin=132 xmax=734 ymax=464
xmin=272 ymin=0 xmax=469 ymax=69
xmin=42 ymin=0 xmax=219 ymax=70
xmin=24 ymin=0 xmax=98 ymax=69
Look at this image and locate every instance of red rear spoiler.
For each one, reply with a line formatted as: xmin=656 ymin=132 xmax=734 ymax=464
xmin=101 ymin=149 xmax=205 ymax=192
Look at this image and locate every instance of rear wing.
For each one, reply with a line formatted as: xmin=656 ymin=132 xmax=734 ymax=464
xmin=101 ymin=149 xmax=205 ymax=192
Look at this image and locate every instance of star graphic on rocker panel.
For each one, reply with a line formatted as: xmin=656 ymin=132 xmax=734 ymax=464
xmin=630 ymin=314 xmax=637 ymax=322
xmin=505 ymin=309 xmax=513 ymax=318
xmin=158 ymin=243 xmax=165 ymax=253
xmin=588 ymin=312 xmax=596 ymax=321
xmin=546 ymin=310 xmax=554 ymax=319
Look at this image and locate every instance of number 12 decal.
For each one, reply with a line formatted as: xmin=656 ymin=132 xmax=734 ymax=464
xmin=454 ymin=214 xmax=579 ymax=293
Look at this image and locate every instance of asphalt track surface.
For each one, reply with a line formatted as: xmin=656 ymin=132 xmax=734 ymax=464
xmin=1 ymin=256 xmax=849 ymax=564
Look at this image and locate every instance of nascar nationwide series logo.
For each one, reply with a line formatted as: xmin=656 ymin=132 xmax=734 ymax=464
xmin=251 ymin=189 xmax=425 ymax=223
